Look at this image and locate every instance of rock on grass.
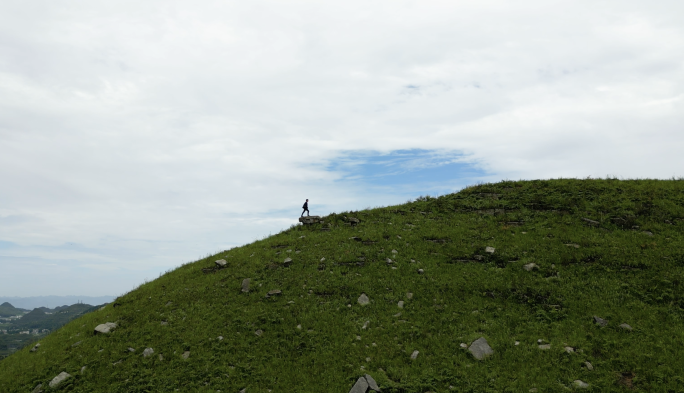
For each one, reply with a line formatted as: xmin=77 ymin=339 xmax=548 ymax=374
xmin=49 ymin=372 xmax=71 ymax=388
xmin=468 ymin=337 xmax=494 ymax=360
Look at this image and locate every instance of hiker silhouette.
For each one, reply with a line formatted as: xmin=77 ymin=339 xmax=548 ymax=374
xmin=301 ymin=199 xmax=310 ymax=217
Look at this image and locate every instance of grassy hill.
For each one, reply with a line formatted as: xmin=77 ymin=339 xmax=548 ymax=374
xmin=0 ymin=179 xmax=682 ymax=392
xmin=0 ymin=303 xmax=26 ymax=318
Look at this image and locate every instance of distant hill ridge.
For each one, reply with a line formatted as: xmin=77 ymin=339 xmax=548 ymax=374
xmin=0 ymin=179 xmax=683 ymax=392
xmin=0 ymin=302 xmax=26 ymax=317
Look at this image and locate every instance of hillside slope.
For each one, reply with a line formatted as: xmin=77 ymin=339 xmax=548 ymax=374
xmin=1 ymin=179 xmax=683 ymax=392
xmin=0 ymin=303 xmax=26 ymax=318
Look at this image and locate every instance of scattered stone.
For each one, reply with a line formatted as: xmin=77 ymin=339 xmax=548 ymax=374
xmin=30 ymin=343 xmax=41 ymax=352
xmin=159 ymin=354 xmax=164 ymax=361
xmin=215 ymin=259 xmax=227 ymax=267
xmin=362 ymin=321 xmax=370 ymax=330
xmin=320 ymin=257 xmax=326 ymax=262
xmin=266 ymin=289 xmax=282 ymax=298
xmin=365 ymin=374 xmax=381 ymax=391
xmin=218 ymin=336 xmax=224 ymax=340
xmin=538 ymin=344 xmax=551 ymax=350
xmin=468 ymin=337 xmax=494 ymax=360
xmin=643 ymin=231 xmax=654 ymax=236
xmin=564 ymin=346 xmax=574 ymax=353
xmin=584 ymin=361 xmax=593 ymax=371
xmin=94 ymin=322 xmax=117 ymax=334
xmin=72 ymin=341 xmax=82 ymax=347
xmin=619 ymin=323 xmax=633 ymax=331
xmin=255 ymin=329 xmax=263 ymax=336
xmin=391 ymin=249 xmax=398 ymax=254
xmin=386 ymin=258 xmax=393 ymax=264
xmin=417 ymin=269 xmax=424 ymax=274
xmin=406 ymin=292 xmax=413 ymax=299
xmin=349 ymin=376 xmax=369 ymax=393
xmin=398 ymin=301 xmax=404 ymax=308
xmin=166 ymin=301 xmax=172 ymax=306
xmin=358 ymin=293 xmax=370 ymax=305
xmin=572 ymin=380 xmax=589 ymax=389
xmin=283 ymin=257 xmax=293 ymax=266
xmin=80 ymin=366 xmax=86 ymax=374
xmin=485 ymin=246 xmax=495 ymax=254
xmin=241 ymin=278 xmax=251 ymax=293
xmin=393 ymin=312 xmax=401 ymax=317
xmin=410 ymin=350 xmax=419 ymax=360
xmin=593 ymin=316 xmax=608 ymax=327
xmin=161 ymin=321 xmax=168 ymax=326
xmin=49 ymin=372 xmax=71 ymax=388
xmin=356 ymin=335 xmax=362 ymax=341
xmin=460 ymin=343 xmax=467 ymax=348
xmin=31 ymin=383 xmax=42 ymax=393
xmin=565 ymin=243 xmax=580 ymax=248
xmin=143 ymin=348 xmax=154 ymax=357
xmin=537 ymin=339 xmax=543 ymax=344
xmin=529 ymin=389 xmax=538 ymax=393
xmin=182 ymin=351 xmax=190 ymax=359
xmin=296 ymin=324 xmax=302 ymax=330
xmin=523 ymin=263 xmax=539 ymax=271
xmin=128 ymin=347 xmax=135 ymax=352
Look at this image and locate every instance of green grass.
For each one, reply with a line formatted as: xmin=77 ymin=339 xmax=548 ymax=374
xmin=1 ymin=179 xmax=683 ymax=392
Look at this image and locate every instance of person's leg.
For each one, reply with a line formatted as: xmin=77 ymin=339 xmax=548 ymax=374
xmin=301 ymin=209 xmax=305 ymax=217
xmin=307 ymin=209 xmax=310 ymax=216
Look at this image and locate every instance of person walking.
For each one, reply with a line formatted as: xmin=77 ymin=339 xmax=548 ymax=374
xmin=301 ymin=199 xmax=310 ymax=217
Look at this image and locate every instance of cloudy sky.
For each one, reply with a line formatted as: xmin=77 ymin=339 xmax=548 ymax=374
xmin=1 ymin=0 xmax=682 ymax=298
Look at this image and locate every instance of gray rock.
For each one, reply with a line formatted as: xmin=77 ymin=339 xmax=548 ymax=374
xmin=391 ymin=249 xmax=398 ymax=254
xmin=593 ymin=316 xmax=608 ymax=327
xmin=239 ymin=389 xmax=247 ymax=393
xmin=398 ymin=301 xmax=404 ymax=308
xmin=266 ymin=289 xmax=282 ymax=298
xmin=643 ymin=231 xmax=654 ymax=236
xmin=417 ymin=269 xmax=424 ymax=274
xmin=283 ymin=257 xmax=293 ymax=266
xmin=349 ymin=376 xmax=369 ymax=393
xmin=80 ymin=366 xmax=86 ymax=374
xmin=143 ymin=348 xmax=154 ymax=357
xmin=365 ymin=374 xmax=381 ymax=391
xmin=565 ymin=243 xmax=580 ymax=248
xmin=410 ymin=350 xmax=419 ymax=360
xmin=218 ymin=336 xmax=224 ymax=340
xmin=165 ymin=301 xmax=172 ymax=306
xmin=241 ymin=278 xmax=250 ymax=293
xmin=538 ymin=344 xmax=551 ymax=350
xmin=362 ymin=321 xmax=370 ymax=330
xmin=358 ymin=293 xmax=370 ymax=305
xmin=584 ymin=361 xmax=593 ymax=371
xmin=572 ymin=380 xmax=589 ymax=389
xmin=182 ymin=351 xmax=190 ymax=359
xmin=94 ymin=322 xmax=117 ymax=334
xmin=31 ymin=383 xmax=43 ymax=393
xmin=619 ymin=323 xmax=633 ymax=331
xmin=523 ymin=263 xmax=538 ymax=271
xmin=30 ymin=343 xmax=41 ymax=352
xmin=299 ymin=216 xmax=322 ymax=224
xmin=255 ymin=329 xmax=263 ymax=336
xmin=215 ymin=259 xmax=227 ymax=267
xmin=406 ymin=292 xmax=413 ymax=299
xmin=128 ymin=347 xmax=135 ymax=352
xmin=159 ymin=354 xmax=164 ymax=361
xmin=72 ymin=341 xmax=82 ymax=347
xmin=161 ymin=321 xmax=168 ymax=326
xmin=468 ymin=337 xmax=494 ymax=360
xmin=49 ymin=372 xmax=71 ymax=388
xmin=529 ymin=389 xmax=537 ymax=392
xmin=564 ymin=346 xmax=574 ymax=353
xmin=485 ymin=246 xmax=495 ymax=254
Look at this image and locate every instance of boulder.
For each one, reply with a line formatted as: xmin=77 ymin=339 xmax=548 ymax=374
xmin=365 ymin=374 xmax=381 ymax=391
xmin=49 ymin=372 xmax=71 ymax=388
xmin=215 ymin=259 xmax=227 ymax=267
xmin=523 ymin=263 xmax=539 ymax=271
xmin=349 ymin=376 xmax=369 ymax=393
xmin=94 ymin=322 xmax=117 ymax=334
xmin=299 ymin=216 xmax=323 ymax=225
xmin=468 ymin=337 xmax=494 ymax=360
xmin=593 ymin=316 xmax=608 ymax=327
xmin=241 ymin=278 xmax=250 ymax=293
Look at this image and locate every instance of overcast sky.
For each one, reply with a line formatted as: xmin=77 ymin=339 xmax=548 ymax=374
xmin=1 ymin=0 xmax=682 ymax=297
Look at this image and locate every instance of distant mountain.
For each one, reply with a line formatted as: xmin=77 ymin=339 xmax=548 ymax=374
xmin=0 ymin=302 xmax=26 ymax=317
xmin=0 ymin=296 xmax=114 ymax=309
xmin=12 ymin=303 xmax=99 ymax=331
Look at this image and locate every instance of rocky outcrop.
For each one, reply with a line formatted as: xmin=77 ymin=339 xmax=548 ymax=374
xmin=299 ymin=216 xmax=323 ymax=224
xmin=94 ymin=322 xmax=117 ymax=334
xmin=49 ymin=372 xmax=71 ymax=388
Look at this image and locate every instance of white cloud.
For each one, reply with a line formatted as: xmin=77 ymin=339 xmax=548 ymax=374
xmin=1 ymin=0 xmax=682 ymax=296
